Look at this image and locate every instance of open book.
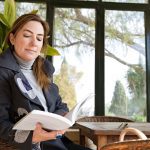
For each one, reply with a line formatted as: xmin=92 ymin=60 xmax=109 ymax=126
xmin=13 ymin=94 xmax=94 ymax=131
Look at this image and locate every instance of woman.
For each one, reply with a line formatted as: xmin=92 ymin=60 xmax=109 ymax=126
xmin=0 ymin=13 xmax=92 ymax=150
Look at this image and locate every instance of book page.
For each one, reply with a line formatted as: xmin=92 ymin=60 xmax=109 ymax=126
xmin=13 ymin=110 xmax=73 ymax=130
xmin=64 ymin=94 xmax=94 ymax=123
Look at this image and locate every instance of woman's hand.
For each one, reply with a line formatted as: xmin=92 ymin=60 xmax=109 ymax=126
xmin=32 ymin=123 xmax=66 ymax=143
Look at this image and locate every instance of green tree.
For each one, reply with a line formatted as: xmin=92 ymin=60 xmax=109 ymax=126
xmin=109 ymin=80 xmax=128 ymax=115
xmin=126 ymin=62 xmax=146 ymax=117
xmin=54 ymin=59 xmax=83 ymax=110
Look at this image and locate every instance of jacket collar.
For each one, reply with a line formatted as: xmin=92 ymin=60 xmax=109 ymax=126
xmin=0 ymin=48 xmax=20 ymax=72
xmin=14 ymin=72 xmax=44 ymax=109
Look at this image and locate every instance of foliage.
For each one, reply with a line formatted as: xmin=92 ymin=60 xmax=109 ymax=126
xmin=54 ymin=59 xmax=83 ymax=110
xmin=54 ymin=60 xmax=77 ymax=110
xmin=131 ymin=114 xmax=146 ymax=122
xmin=126 ymin=65 xmax=145 ymax=98
xmin=0 ymin=0 xmax=15 ymax=52
xmin=126 ymin=63 xmax=146 ymax=116
xmin=109 ymin=80 xmax=128 ymax=115
xmin=0 ymin=0 xmax=59 ymax=56
xmin=109 ymin=63 xmax=146 ymax=119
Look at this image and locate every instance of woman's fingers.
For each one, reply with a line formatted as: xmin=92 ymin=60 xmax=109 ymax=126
xmin=32 ymin=123 xmax=66 ymax=143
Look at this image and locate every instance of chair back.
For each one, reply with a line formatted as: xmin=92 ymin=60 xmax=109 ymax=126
xmin=101 ymin=127 xmax=150 ymax=150
xmin=76 ymin=115 xmax=133 ymax=122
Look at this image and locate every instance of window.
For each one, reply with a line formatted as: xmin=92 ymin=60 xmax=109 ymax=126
xmin=53 ymin=8 xmax=95 ymax=117
xmin=0 ymin=1 xmax=4 ymax=11
xmin=16 ymin=2 xmax=46 ymax=19
xmin=105 ymin=10 xmax=146 ymax=121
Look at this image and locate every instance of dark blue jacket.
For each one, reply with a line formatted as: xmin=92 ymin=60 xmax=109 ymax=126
xmin=0 ymin=48 xmax=69 ymax=150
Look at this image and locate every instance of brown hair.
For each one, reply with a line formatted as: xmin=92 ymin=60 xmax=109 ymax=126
xmin=7 ymin=13 xmax=51 ymax=89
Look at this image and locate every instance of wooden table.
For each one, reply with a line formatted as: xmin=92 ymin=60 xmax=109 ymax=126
xmin=75 ymin=122 xmax=150 ymax=150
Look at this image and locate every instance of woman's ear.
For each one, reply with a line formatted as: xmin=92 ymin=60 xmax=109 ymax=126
xmin=9 ymin=33 xmax=15 ymax=45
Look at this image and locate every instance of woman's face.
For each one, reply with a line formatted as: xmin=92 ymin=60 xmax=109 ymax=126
xmin=10 ymin=21 xmax=44 ymax=61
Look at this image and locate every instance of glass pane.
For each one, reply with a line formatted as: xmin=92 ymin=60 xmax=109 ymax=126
xmin=103 ymin=0 xmax=148 ymax=3
xmin=0 ymin=2 xmax=46 ymax=19
xmin=0 ymin=1 xmax=4 ymax=12
xmin=16 ymin=2 xmax=46 ymax=19
xmin=53 ymin=8 xmax=95 ymax=118
xmin=105 ymin=10 xmax=146 ymax=122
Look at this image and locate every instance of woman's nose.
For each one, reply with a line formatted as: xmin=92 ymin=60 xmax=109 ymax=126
xmin=31 ymin=36 xmax=37 ymax=46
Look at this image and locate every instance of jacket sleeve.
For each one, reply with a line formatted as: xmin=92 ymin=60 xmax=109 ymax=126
xmin=51 ymin=83 xmax=69 ymax=115
xmin=0 ymin=69 xmax=16 ymax=141
xmin=0 ymin=69 xmax=32 ymax=150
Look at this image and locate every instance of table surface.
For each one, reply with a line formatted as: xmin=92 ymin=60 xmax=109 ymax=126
xmin=76 ymin=122 xmax=150 ymax=150
xmin=76 ymin=122 xmax=150 ymax=135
